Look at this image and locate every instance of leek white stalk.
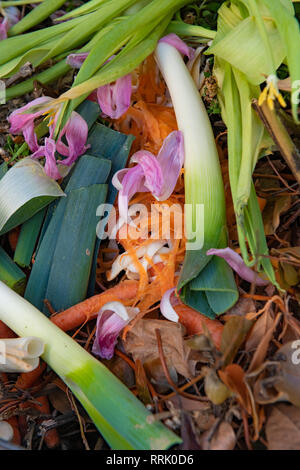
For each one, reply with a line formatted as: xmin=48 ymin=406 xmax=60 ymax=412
xmin=0 ymin=336 xmax=44 ymax=373
xmin=0 ymin=281 xmax=181 ymax=450
xmin=155 ymin=42 xmax=226 ymax=287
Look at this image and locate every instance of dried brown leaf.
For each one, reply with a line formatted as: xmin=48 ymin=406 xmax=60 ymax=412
xmin=266 ymin=404 xmax=300 ymax=450
xmin=245 ymin=309 xmax=274 ymax=352
xmin=221 ymin=316 xmax=254 ymax=366
xmin=124 ymin=319 xmax=192 ymax=378
xmin=201 ymin=421 xmax=236 ymax=450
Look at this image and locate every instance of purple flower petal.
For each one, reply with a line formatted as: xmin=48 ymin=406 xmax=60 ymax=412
xmin=92 ymin=302 xmax=138 ymax=360
xmin=56 ymin=111 xmax=89 ymax=166
xmin=66 ymin=52 xmax=89 ymax=69
xmin=31 ymin=138 xmax=62 ymax=180
xmin=159 ymin=33 xmax=195 ymax=60
xmin=117 ymin=165 xmax=145 ymax=222
xmin=131 ymin=150 xmax=164 ymax=198
xmin=97 ymin=73 xmax=132 ymax=119
xmin=206 ymin=247 xmax=270 ymax=286
xmin=0 ymin=7 xmax=20 ymax=40
xmin=156 ymin=130 xmax=184 ymax=200
xmin=8 ymin=96 xmax=51 ymax=134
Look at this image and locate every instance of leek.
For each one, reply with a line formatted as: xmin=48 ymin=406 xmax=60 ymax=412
xmin=155 ymin=42 xmax=238 ymax=317
xmin=0 ymin=281 xmax=181 ymax=450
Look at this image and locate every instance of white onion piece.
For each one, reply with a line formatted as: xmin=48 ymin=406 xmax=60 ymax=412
xmin=160 ymin=288 xmax=179 ymax=322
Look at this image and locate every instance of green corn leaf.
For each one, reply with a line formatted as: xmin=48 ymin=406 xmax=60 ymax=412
xmin=57 ymin=0 xmax=111 ymax=21
xmin=0 ymin=246 xmax=26 ymax=295
xmin=13 ymin=209 xmax=46 ymax=268
xmin=44 ymin=184 xmax=108 ymax=312
xmin=0 ymin=162 xmax=8 ymax=180
xmin=8 ymin=0 xmax=68 ymax=36
xmin=0 ymin=158 xmax=65 ymax=236
xmin=166 ymin=20 xmax=216 ymax=39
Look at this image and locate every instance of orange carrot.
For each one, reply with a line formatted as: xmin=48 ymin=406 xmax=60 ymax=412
xmin=15 ymin=362 xmax=47 ymax=390
xmin=34 ymin=395 xmax=60 ymax=449
xmin=51 ymin=280 xmax=139 ymax=331
xmin=174 ymin=304 xmax=224 ymax=350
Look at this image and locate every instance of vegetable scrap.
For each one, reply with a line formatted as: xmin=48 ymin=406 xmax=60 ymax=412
xmin=0 ymin=0 xmax=299 ymax=452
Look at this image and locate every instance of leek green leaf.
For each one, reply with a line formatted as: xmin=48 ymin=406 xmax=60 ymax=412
xmin=0 ymin=158 xmax=65 ymax=236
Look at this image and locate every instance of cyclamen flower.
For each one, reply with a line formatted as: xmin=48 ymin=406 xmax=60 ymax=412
xmin=112 ymin=131 xmax=184 ymax=222
xmin=92 ymin=302 xmax=139 ymax=360
xmin=0 ymin=7 xmax=20 ymax=40
xmin=8 ymin=96 xmax=89 ymax=179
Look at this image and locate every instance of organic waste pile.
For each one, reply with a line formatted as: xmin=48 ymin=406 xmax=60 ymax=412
xmin=0 ymin=0 xmax=299 ymax=451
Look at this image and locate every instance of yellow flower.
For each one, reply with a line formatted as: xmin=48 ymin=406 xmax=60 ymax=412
xmin=258 ymin=74 xmax=287 ymax=111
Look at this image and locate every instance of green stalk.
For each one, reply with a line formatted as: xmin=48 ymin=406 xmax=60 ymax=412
xmin=0 ymin=281 xmax=181 ymax=450
xmin=1 ymin=0 xmax=43 ymax=6
xmin=0 ymin=15 xmax=85 ymax=64
xmin=14 ymin=209 xmax=45 ymax=268
xmin=8 ymin=0 xmax=67 ymax=36
xmin=155 ymin=42 xmax=226 ymax=283
xmin=0 ymin=247 xmax=26 ymax=295
xmin=155 ymin=42 xmax=238 ymax=316
xmin=5 ymin=60 xmax=71 ymax=100
xmin=167 ymin=21 xmax=216 ymax=40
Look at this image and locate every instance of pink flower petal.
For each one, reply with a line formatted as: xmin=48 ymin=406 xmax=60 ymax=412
xmin=156 ymin=130 xmax=184 ymax=200
xmin=92 ymin=310 xmax=127 ymax=360
xmin=117 ymin=165 xmax=146 ymax=221
xmin=97 ymin=74 xmax=132 ymax=119
xmin=0 ymin=7 xmax=20 ymax=40
xmin=206 ymin=247 xmax=270 ymax=286
xmin=31 ymin=138 xmax=62 ymax=180
xmin=92 ymin=302 xmax=139 ymax=360
xmin=131 ymin=150 xmax=164 ymax=198
xmin=56 ymin=111 xmax=89 ymax=166
xmin=159 ymin=33 xmax=195 ymax=60
xmin=66 ymin=52 xmax=89 ymax=69
xmin=8 ymin=96 xmax=51 ymax=135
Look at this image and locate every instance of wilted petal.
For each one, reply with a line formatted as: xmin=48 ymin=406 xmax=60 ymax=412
xmin=0 ymin=7 xmax=20 ymax=40
xmin=117 ymin=165 xmax=146 ymax=221
xmin=97 ymin=74 xmax=132 ymax=119
xmin=160 ymin=288 xmax=179 ymax=322
xmin=159 ymin=33 xmax=195 ymax=60
xmin=156 ymin=130 xmax=184 ymax=200
xmin=66 ymin=52 xmax=89 ymax=69
xmin=92 ymin=302 xmax=139 ymax=360
xmin=31 ymin=138 xmax=62 ymax=180
xmin=8 ymin=96 xmax=51 ymax=135
xmin=207 ymin=247 xmax=270 ymax=286
xmin=56 ymin=111 xmax=89 ymax=166
xmin=131 ymin=151 xmax=164 ymax=198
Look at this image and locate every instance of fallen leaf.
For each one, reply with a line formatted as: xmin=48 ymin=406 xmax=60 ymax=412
xmin=201 ymin=421 xmax=236 ymax=450
xmin=263 ymin=196 xmax=291 ymax=236
xmin=245 ymin=309 xmax=274 ymax=352
xmin=266 ymin=404 xmax=300 ymax=450
xmin=218 ymin=364 xmax=252 ymax=414
xmin=248 ymin=313 xmax=281 ymax=373
xmin=135 ymin=359 xmax=152 ymax=405
xmin=225 ymin=296 xmax=256 ymax=318
xmin=124 ymin=319 xmax=192 ymax=378
xmin=204 ymin=369 xmax=232 ymax=405
xmin=180 ymin=413 xmax=201 ymax=450
xmin=221 ymin=316 xmax=254 ymax=366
